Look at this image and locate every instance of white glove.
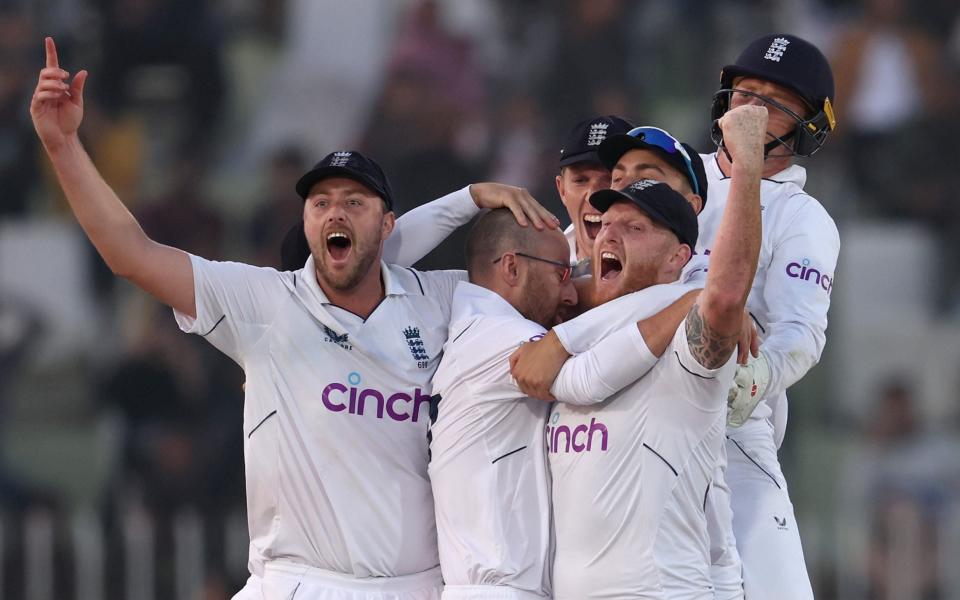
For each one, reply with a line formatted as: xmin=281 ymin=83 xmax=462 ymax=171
xmin=726 ymin=353 xmax=770 ymax=427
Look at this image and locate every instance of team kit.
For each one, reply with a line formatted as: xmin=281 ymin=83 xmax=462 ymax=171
xmin=32 ymin=30 xmax=839 ymax=600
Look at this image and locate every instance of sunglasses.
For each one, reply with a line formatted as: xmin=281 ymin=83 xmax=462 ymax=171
xmin=625 ymin=126 xmax=700 ymax=197
xmin=493 ymin=252 xmax=573 ymax=282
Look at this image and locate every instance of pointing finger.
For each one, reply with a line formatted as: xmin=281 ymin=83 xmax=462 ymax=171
xmin=45 ymin=37 xmax=59 ymax=70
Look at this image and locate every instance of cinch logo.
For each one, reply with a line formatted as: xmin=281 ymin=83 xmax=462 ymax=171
xmin=786 ymin=258 xmax=833 ymax=294
xmin=321 ymin=371 xmax=431 ymax=423
xmin=546 ymin=416 xmax=609 ymax=453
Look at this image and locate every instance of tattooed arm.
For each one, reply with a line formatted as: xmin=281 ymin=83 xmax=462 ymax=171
xmin=687 ymin=105 xmax=766 ymax=368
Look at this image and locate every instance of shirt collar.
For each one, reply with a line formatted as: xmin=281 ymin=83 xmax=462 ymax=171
xmin=300 ymin=255 xmax=410 ymax=305
xmin=451 ymin=281 xmax=524 ymax=322
xmin=707 ymin=151 xmax=808 ymax=189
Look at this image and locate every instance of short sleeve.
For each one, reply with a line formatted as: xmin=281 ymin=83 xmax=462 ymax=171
xmin=173 ymin=255 xmax=290 ymax=364
xmin=666 ymin=320 xmax=737 ymax=411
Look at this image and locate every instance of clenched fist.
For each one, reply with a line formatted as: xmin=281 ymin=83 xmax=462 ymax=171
xmin=717 ymin=105 xmax=768 ymax=174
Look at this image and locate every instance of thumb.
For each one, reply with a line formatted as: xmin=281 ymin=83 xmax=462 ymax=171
xmin=70 ymin=70 xmax=88 ymax=106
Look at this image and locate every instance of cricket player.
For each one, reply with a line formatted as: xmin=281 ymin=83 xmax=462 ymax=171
xmin=428 ymin=210 xmax=702 ymax=600
xmin=29 ymin=38 xmax=555 ymax=600
xmin=510 ymin=104 xmax=768 ymax=599
xmin=699 ymin=33 xmax=841 ymax=600
xmin=555 ymin=115 xmax=634 ymax=263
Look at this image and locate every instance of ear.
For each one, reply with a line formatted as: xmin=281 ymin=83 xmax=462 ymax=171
xmin=673 ymin=243 xmax=693 ymax=270
xmin=497 ymin=253 xmax=522 ymax=287
xmin=686 ymin=193 xmax=703 ymax=215
xmin=381 ymin=210 xmax=396 ymax=241
xmin=555 ymin=173 xmax=564 ymax=198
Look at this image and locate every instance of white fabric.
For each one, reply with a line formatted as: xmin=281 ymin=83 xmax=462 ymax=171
xmin=550 ymin=322 xmax=656 ymax=406
xmin=563 ymin=223 xmax=577 ymax=262
xmin=697 ymin=152 xmax=834 ymax=599
xmin=549 ymin=321 xmax=736 ymax=600
xmin=553 ymin=282 xmax=701 ymax=355
xmin=428 ymin=282 xmax=552 ymax=597
xmin=175 ymin=255 xmax=464 ymax=580
xmin=261 ymin=560 xmax=442 ymax=600
xmin=725 ymin=429 xmax=813 ymax=600
xmin=385 ymin=187 xmax=479 ymax=266
xmin=442 ymin=586 xmax=546 ymax=600
xmin=697 ymin=153 xmax=839 ymax=441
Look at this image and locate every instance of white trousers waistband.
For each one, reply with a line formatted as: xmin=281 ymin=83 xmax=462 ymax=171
xmin=264 ymin=560 xmax=443 ymax=593
xmin=442 ymin=585 xmax=547 ymax=600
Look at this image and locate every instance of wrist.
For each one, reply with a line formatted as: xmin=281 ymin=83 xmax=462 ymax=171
xmin=44 ymin=133 xmax=83 ymax=159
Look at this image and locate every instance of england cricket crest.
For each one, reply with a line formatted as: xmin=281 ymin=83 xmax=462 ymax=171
xmin=586 ymin=122 xmax=610 ymax=146
xmin=403 ymin=326 xmax=431 ymax=369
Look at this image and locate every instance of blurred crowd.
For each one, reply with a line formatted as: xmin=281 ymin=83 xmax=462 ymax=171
xmin=1 ymin=0 xmax=959 ymax=598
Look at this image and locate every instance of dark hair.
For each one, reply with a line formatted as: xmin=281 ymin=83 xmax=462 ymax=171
xmin=465 ymin=209 xmax=537 ymax=282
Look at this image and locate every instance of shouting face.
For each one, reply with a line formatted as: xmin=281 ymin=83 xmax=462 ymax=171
xmin=555 ymin=162 xmax=612 ymax=261
xmin=303 ymin=177 xmax=394 ymax=291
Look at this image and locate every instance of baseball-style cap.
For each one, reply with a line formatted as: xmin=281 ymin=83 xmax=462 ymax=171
xmin=558 ymin=115 xmax=634 ymax=167
xmin=589 ymin=179 xmax=698 ymax=248
xmin=597 ymin=126 xmax=708 ymax=202
xmin=295 ymin=150 xmax=395 ymax=210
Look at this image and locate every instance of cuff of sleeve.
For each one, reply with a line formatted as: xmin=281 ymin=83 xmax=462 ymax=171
xmin=451 ymin=185 xmax=481 ymax=219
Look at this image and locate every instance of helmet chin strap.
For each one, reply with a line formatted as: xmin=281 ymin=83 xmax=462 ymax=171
xmin=763 ymin=128 xmax=797 ymax=157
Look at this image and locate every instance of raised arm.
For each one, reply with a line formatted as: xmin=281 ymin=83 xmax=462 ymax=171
xmin=30 ymin=37 xmax=196 ymax=317
xmin=685 ymin=105 xmax=766 ymax=368
xmin=510 ymin=288 xmax=700 ymax=401
xmin=384 ymin=183 xmax=560 ymax=266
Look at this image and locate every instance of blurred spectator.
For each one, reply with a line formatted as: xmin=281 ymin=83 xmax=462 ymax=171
xmin=94 ymin=0 xmax=226 ymax=155
xmin=0 ymin=9 xmax=39 ymax=216
xmin=138 ymin=155 xmax=225 ymax=261
xmin=831 ymin=0 xmax=957 ymax=221
xmin=101 ymin=302 xmax=243 ymax=514
xmin=248 ymin=145 xmax=307 ymax=268
xmin=844 ymin=378 xmax=960 ymax=600
xmin=542 ymin=0 xmax=633 ymax=133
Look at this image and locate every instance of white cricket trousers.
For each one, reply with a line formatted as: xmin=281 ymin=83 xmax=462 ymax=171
xmin=722 ymin=422 xmax=814 ymax=600
xmin=231 ymin=562 xmax=443 ymax=600
xmin=441 ymin=585 xmax=547 ymax=600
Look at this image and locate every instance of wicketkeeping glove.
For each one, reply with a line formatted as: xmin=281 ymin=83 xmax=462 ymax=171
xmin=726 ymin=353 xmax=770 ymax=427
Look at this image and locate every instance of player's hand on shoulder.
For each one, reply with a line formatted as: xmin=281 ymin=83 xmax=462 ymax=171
xmin=469 ymin=182 xmax=560 ymax=231
xmin=718 ymin=105 xmax=767 ymax=172
xmin=30 ymin=37 xmax=88 ymax=151
xmin=509 ymin=330 xmax=570 ymax=401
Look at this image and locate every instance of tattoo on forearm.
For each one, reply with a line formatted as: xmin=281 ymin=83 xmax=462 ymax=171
xmin=685 ymin=302 xmax=738 ymax=369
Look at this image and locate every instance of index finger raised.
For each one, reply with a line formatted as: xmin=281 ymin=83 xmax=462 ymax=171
xmin=45 ymin=37 xmax=59 ymax=69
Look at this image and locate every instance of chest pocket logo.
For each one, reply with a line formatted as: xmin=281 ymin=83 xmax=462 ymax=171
xmin=403 ymin=326 xmax=431 ymax=369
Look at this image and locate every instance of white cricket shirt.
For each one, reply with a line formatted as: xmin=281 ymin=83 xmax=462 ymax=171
xmin=696 ymin=153 xmax=840 ymax=444
xmin=428 ymin=282 xmax=553 ymax=597
xmin=175 ymin=254 xmax=464 ymax=579
xmin=548 ymin=287 xmax=736 ymax=600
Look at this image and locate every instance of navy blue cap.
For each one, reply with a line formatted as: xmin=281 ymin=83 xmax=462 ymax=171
xmin=295 ymin=150 xmax=394 ymax=210
xmin=589 ymin=179 xmax=698 ymax=248
xmin=559 ymin=115 xmax=634 ymax=167
xmin=597 ymin=126 xmax=708 ymax=203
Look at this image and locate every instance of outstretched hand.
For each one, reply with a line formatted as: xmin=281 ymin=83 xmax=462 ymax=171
xmin=30 ymin=37 xmax=88 ymax=151
xmin=469 ymin=183 xmax=560 ymax=231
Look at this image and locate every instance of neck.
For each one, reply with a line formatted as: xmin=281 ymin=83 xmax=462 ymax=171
xmin=717 ymin=146 xmax=792 ymax=179
xmin=315 ymin=262 xmax=385 ymax=319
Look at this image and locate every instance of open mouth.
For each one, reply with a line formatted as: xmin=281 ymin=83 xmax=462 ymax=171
xmin=599 ymin=251 xmax=623 ymax=280
xmin=583 ymin=214 xmax=602 ymax=240
xmin=326 ymin=231 xmax=353 ymax=262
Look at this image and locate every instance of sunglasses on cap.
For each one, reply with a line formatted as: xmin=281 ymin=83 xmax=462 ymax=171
xmin=493 ymin=252 xmax=573 ymax=283
xmin=624 ymin=126 xmax=701 ymax=197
